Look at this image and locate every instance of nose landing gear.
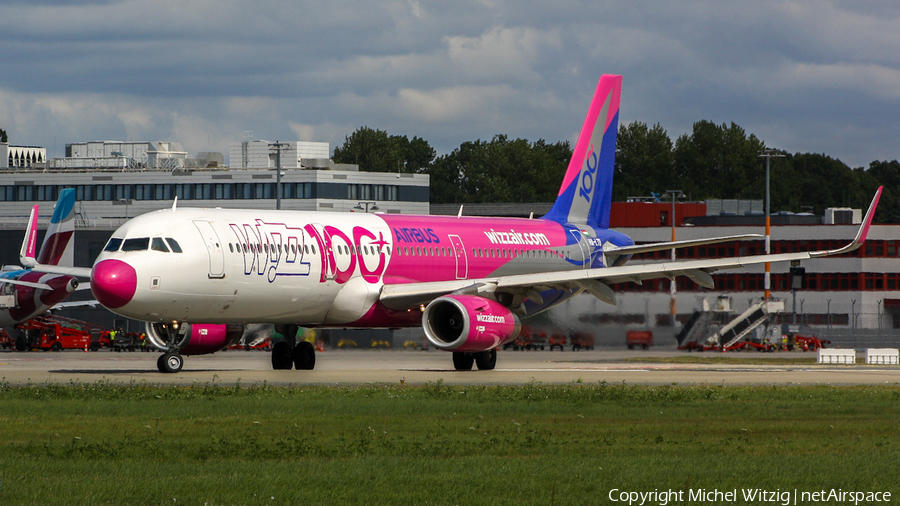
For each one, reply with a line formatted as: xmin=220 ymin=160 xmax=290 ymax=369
xmin=157 ymin=351 xmax=184 ymax=373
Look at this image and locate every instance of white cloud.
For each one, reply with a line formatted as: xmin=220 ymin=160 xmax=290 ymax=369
xmin=0 ymin=0 xmax=898 ymax=168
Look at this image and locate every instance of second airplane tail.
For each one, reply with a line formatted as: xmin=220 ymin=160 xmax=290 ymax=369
xmin=542 ymin=74 xmax=621 ymax=229
xmin=37 ymin=188 xmax=77 ymax=267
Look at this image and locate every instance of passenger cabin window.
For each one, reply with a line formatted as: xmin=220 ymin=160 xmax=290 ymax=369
xmin=165 ymin=238 xmax=183 ymax=253
xmin=121 ymin=238 xmax=150 ymax=252
xmin=151 ymin=237 xmax=170 ymax=252
xmin=104 ymin=238 xmax=123 ymax=252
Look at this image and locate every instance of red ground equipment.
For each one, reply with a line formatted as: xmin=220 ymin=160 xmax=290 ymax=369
xmin=548 ymin=333 xmax=567 ymax=351
xmin=626 ymin=330 xmax=653 ymax=350
xmin=570 ymin=331 xmax=595 ymax=351
xmin=16 ymin=315 xmax=107 ymax=351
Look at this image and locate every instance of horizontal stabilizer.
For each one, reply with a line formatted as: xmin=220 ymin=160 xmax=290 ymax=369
xmin=0 ymin=278 xmax=53 ymax=290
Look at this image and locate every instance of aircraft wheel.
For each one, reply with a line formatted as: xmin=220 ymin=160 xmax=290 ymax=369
xmin=474 ymin=349 xmax=497 ymax=370
xmin=271 ymin=341 xmax=293 ymax=370
xmin=158 ymin=352 xmax=184 ymax=373
xmin=15 ymin=337 xmax=28 ymax=351
xmin=292 ymin=341 xmax=316 ymax=370
xmin=452 ymin=351 xmax=475 ymax=371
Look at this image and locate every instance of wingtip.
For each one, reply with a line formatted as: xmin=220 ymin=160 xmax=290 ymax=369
xmin=810 ymin=186 xmax=882 ymax=258
xmin=855 ymin=185 xmax=882 ymax=245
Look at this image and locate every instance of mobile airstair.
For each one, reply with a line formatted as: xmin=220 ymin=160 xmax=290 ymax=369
xmin=706 ymin=299 xmax=784 ymax=348
xmin=677 ymin=296 xmax=784 ymax=351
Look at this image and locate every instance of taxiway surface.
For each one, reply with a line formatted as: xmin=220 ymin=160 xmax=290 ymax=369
xmin=2 ymin=348 xmax=899 ymax=386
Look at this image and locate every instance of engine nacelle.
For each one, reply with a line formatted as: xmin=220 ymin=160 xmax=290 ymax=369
xmin=423 ymin=295 xmax=521 ymax=352
xmin=145 ymin=322 xmax=244 ymax=356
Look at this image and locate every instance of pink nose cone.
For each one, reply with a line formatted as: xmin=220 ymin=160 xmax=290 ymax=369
xmin=91 ymin=259 xmax=137 ymax=309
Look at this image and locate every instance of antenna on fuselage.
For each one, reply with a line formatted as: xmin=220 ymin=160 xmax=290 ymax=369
xmin=457 ymin=205 xmax=463 ymax=218
xmin=529 ymin=212 xmax=534 ymax=219
xmin=172 ymin=197 xmax=178 ymax=211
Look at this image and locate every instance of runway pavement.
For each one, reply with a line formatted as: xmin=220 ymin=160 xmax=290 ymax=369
xmin=2 ymin=347 xmax=900 ymax=386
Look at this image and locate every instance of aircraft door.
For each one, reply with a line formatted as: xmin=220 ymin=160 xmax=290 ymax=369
xmin=193 ymin=220 xmax=226 ymax=279
xmin=569 ymin=229 xmax=590 ymax=268
xmin=448 ymin=234 xmax=468 ymax=279
xmin=308 ymin=223 xmax=336 ymax=281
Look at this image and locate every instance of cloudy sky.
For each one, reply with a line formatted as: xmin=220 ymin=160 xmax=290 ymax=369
xmin=1 ymin=0 xmax=898 ymax=168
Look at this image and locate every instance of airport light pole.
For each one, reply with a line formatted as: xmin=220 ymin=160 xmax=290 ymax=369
xmin=758 ymin=148 xmax=784 ymax=299
xmin=353 ymin=201 xmax=379 ymax=213
xmin=269 ymin=141 xmax=290 ymax=210
xmin=116 ymin=198 xmax=132 ymax=219
xmin=664 ymin=190 xmax=685 ymax=324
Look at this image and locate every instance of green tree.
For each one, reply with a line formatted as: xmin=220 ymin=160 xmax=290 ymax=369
xmin=427 ymin=151 xmax=465 ymax=204
xmin=614 ymin=121 xmax=674 ymax=200
xmin=0 ymin=128 xmax=7 ymax=143
xmin=673 ymin=121 xmax=765 ymax=200
xmin=427 ymin=135 xmax=571 ymax=204
xmin=403 ymin=136 xmax=436 ymax=173
xmin=332 ymin=127 xmax=435 ymax=173
xmin=861 ymin=160 xmax=900 ymax=223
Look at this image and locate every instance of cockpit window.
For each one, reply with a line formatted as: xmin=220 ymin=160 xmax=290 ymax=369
xmin=165 ymin=238 xmax=183 ymax=253
xmin=151 ymin=237 xmax=170 ymax=252
xmin=103 ymin=238 xmax=123 ymax=252
xmin=121 ymin=238 xmax=150 ymax=252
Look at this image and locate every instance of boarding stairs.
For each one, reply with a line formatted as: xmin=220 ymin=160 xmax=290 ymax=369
xmin=675 ymin=311 xmax=715 ymax=349
xmin=706 ymin=299 xmax=785 ymax=348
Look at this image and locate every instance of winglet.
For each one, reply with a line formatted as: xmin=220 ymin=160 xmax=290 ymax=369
xmin=811 ymin=186 xmax=882 ymax=257
xmin=19 ymin=204 xmax=40 ymax=267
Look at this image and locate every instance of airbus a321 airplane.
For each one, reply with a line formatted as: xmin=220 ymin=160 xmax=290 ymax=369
xmin=2 ymin=188 xmax=86 ymax=349
xmin=39 ymin=75 xmax=881 ymax=373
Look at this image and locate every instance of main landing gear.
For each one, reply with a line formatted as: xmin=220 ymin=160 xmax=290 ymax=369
xmin=270 ymin=325 xmax=316 ymax=371
xmin=452 ymin=349 xmax=497 ymax=371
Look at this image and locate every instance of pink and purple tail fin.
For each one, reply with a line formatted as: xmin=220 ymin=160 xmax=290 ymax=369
xmin=542 ymin=74 xmax=621 ymax=229
xmin=37 ymin=188 xmax=76 ymax=267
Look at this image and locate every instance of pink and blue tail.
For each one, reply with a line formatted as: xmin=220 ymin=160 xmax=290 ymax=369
xmin=37 ymin=188 xmax=76 ymax=267
xmin=542 ymin=74 xmax=621 ymax=229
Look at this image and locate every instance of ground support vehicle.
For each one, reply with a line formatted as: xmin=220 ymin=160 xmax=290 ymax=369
xmin=17 ymin=315 xmax=107 ymax=351
xmin=793 ymin=333 xmax=830 ymax=351
xmin=570 ymin=331 xmax=595 ymax=351
xmin=626 ymin=330 xmax=653 ymax=350
xmin=548 ymin=333 xmax=567 ymax=351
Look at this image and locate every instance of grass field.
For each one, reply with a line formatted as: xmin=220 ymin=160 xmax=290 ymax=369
xmin=1 ymin=380 xmax=898 ymax=505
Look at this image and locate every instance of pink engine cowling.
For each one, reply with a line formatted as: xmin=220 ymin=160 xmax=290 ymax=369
xmin=423 ymin=295 xmax=521 ymax=352
xmin=179 ymin=324 xmax=244 ymax=355
xmin=145 ymin=322 xmax=244 ymax=356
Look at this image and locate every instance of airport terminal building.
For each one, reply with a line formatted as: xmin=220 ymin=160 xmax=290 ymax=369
xmin=0 ymin=139 xmax=429 ymax=224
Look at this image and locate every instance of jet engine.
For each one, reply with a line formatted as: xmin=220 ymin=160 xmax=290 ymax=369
xmin=39 ymin=276 xmax=79 ymax=306
xmin=144 ymin=322 xmax=244 ymax=356
xmin=422 ymin=295 xmax=521 ymax=352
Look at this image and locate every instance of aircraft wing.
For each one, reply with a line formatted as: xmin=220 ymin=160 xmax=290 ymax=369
xmin=51 ymin=299 xmax=100 ymax=309
xmin=603 ymin=234 xmax=762 ymax=258
xmin=31 ymin=265 xmax=93 ymax=278
xmin=380 ymin=187 xmax=881 ymax=310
